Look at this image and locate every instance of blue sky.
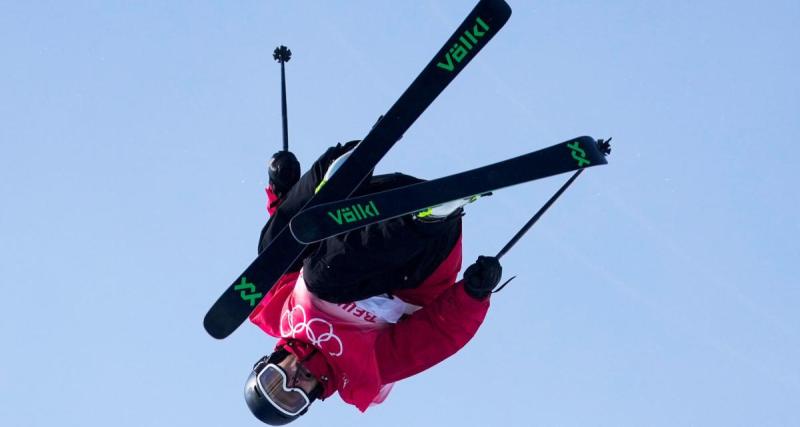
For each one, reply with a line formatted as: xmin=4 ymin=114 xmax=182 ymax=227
xmin=1 ymin=1 xmax=798 ymax=426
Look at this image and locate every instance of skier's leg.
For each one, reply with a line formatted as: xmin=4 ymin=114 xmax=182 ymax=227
xmin=303 ymin=173 xmax=462 ymax=303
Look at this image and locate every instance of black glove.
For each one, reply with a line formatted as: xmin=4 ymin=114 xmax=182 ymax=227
xmin=463 ymin=256 xmax=502 ymax=300
xmin=268 ymin=150 xmax=301 ymax=198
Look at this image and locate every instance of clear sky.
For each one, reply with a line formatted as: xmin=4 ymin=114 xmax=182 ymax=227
xmin=1 ymin=1 xmax=798 ymax=426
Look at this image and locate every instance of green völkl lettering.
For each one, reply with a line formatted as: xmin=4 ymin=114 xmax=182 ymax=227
xmin=327 ymin=201 xmax=381 ymax=226
xmin=436 ymin=17 xmax=490 ymax=72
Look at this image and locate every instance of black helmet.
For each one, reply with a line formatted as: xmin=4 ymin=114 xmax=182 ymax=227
xmin=244 ymin=349 xmax=320 ymax=425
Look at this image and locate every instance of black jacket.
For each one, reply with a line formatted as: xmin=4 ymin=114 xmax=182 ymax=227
xmin=258 ymin=142 xmax=461 ymax=303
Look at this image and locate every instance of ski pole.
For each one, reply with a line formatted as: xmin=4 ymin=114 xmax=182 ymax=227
xmin=495 ymin=137 xmax=611 ymax=260
xmin=273 ymin=45 xmax=291 ymax=151
xmin=495 ymin=168 xmax=583 ymax=259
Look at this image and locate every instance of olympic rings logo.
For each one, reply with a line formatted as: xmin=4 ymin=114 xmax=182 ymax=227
xmin=280 ymin=305 xmax=344 ymax=357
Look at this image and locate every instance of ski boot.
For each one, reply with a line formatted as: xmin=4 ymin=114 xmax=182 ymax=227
xmin=314 ymin=142 xmax=358 ymax=194
xmin=413 ymin=193 xmax=488 ymax=222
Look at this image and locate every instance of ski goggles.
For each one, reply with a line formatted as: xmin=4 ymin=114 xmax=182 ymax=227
xmin=256 ymin=363 xmax=311 ymax=416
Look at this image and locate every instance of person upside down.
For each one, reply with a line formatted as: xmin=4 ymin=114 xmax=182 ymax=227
xmin=245 ymin=141 xmax=503 ymax=425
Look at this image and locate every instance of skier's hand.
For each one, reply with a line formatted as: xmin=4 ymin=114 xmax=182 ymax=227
xmin=268 ymin=150 xmax=301 ymax=199
xmin=463 ymin=256 xmax=502 ymax=300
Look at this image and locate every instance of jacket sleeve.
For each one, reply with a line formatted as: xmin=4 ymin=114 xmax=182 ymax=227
xmin=266 ymin=185 xmax=282 ymax=216
xmin=374 ymin=282 xmax=490 ymax=384
xmin=258 ymin=141 xmax=358 ymax=255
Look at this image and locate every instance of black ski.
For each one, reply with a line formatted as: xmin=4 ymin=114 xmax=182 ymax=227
xmin=203 ymin=0 xmax=512 ymax=339
xmin=289 ymin=136 xmax=608 ymax=243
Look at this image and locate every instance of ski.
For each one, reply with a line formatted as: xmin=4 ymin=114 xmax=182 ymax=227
xmin=203 ymin=0 xmax=512 ymax=339
xmin=289 ymin=136 xmax=608 ymax=243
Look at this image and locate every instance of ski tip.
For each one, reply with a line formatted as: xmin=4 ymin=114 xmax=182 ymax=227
xmin=486 ymin=0 xmax=513 ymax=23
xmin=571 ymin=136 xmax=609 ymax=166
xmin=203 ymin=310 xmax=234 ymax=340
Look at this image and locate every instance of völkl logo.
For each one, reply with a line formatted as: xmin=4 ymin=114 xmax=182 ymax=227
xmin=327 ymin=201 xmax=380 ymax=226
xmin=436 ymin=16 xmax=490 ymax=72
xmin=567 ymin=141 xmax=591 ymax=168
xmin=234 ymin=277 xmax=263 ymax=307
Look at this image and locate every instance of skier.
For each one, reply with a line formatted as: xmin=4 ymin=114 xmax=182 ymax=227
xmin=244 ymin=142 xmax=504 ymax=425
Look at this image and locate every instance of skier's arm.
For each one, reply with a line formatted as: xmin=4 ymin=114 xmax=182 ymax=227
xmin=374 ymin=282 xmax=490 ymax=384
xmin=258 ymin=141 xmax=359 ymax=254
